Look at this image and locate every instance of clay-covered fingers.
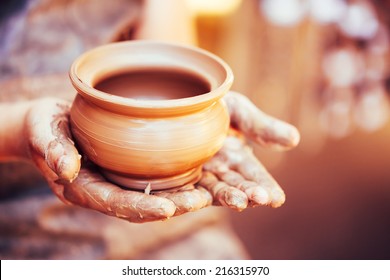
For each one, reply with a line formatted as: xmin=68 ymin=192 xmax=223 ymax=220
xmin=224 ymin=91 xmax=300 ymax=150
xmin=203 ymin=136 xmax=286 ymax=208
xmin=26 ymin=97 xmax=81 ymax=182
xmin=197 ymin=171 xmax=248 ymax=211
xmin=60 ymin=163 xmax=176 ymax=223
xmin=203 ymin=156 xmax=275 ymax=208
xmin=201 ymin=91 xmax=298 ymax=210
xmin=233 ymin=147 xmax=285 ymax=208
xmin=223 ymin=136 xmax=285 ymax=207
xmin=154 ymin=185 xmax=212 ymax=216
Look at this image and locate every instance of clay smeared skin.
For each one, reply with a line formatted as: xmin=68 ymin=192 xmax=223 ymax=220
xmin=10 ymin=90 xmax=300 ymax=223
xmin=200 ymin=136 xmax=284 ymax=208
xmin=153 ymin=184 xmax=213 ymax=216
xmin=198 ymin=171 xmax=248 ymax=211
xmin=25 ymin=99 xmax=81 ymax=182
xmin=197 ymin=92 xmax=301 ymax=209
xmin=24 ymin=98 xmax=80 ymax=204
xmin=225 ymin=92 xmax=300 ymax=151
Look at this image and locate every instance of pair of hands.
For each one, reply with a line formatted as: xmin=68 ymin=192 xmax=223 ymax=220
xmin=26 ymin=91 xmax=299 ymax=223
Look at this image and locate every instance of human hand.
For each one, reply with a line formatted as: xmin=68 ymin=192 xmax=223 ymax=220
xmin=196 ymin=91 xmax=300 ymax=211
xmin=25 ymin=98 xmax=212 ymax=223
xmin=26 ymin=93 xmax=299 ymax=223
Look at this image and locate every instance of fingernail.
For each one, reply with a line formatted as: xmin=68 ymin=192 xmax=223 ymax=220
xmin=289 ymin=126 xmax=301 ymax=147
xmin=270 ymin=189 xmax=286 ymax=208
xmin=224 ymin=190 xmax=248 ymax=211
xmin=56 ymin=154 xmax=79 ymax=182
xmin=252 ymin=187 xmax=270 ymax=205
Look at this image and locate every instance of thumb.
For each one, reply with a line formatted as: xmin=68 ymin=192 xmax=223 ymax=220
xmin=224 ymin=91 xmax=300 ymax=150
xmin=26 ymin=98 xmax=81 ymax=182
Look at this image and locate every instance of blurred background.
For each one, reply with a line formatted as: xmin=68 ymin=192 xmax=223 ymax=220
xmin=193 ymin=0 xmax=390 ymax=259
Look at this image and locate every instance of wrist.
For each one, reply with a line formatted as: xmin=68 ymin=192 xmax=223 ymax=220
xmin=0 ymin=101 xmax=34 ymax=160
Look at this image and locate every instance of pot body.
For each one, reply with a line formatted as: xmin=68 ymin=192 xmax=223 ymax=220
xmin=69 ymin=41 xmax=233 ymax=190
xmin=70 ymin=95 xmax=229 ymax=189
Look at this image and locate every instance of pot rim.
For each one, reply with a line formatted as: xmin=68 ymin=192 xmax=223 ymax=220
xmin=69 ymin=40 xmax=233 ymax=115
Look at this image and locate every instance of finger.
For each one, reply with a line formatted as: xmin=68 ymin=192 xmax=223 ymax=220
xmin=26 ymin=98 xmax=81 ymax=182
xmin=62 ymin=164 xmax=176 ymax=223
xmin=154 ymin=184 xmax=212 ymax=216
xmin=204 ymin=158 xmax=271 ymax=207
xmin=220 ymin=144 xmax=286 ymax=208
xmin=236 ymin=155 xmax=285 ymax=208
xmin=224 ymin=91 xmax=300 ymax=150
xmin=198 ymin=171 xmax=248 ymax=211
xmin=31 ymin=150 xmax=69 ymax=204
xmin=208 ymin=138 xmax=285 ymax=208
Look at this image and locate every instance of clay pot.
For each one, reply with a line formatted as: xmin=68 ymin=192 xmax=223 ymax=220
xmin=69 ymin=41 xmax=233 ymax=190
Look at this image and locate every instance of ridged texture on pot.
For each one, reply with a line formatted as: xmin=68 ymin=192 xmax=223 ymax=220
xmin=70 ymin=95 xmax=229 ymax=178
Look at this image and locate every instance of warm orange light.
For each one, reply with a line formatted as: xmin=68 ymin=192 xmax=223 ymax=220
xmin=186 ymin=0 xmax=242 ymax=16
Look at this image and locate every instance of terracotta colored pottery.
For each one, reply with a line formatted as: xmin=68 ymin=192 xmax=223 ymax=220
xmin=69 ymin=41 xmax=233 ymax=190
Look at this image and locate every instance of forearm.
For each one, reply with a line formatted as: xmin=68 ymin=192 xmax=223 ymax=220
xmin=0 ymin=101 xmax=32 ymax=160
xmin=134 ymin=0 xmax=197 ymax=45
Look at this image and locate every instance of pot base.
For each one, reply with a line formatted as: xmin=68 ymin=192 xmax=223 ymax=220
xmin=101 ymin=166 xmax=203 ymax=191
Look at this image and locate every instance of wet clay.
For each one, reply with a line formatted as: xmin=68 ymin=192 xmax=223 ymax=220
xmin=94 ymin=68 xmax=211 ymax=100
